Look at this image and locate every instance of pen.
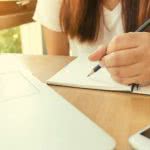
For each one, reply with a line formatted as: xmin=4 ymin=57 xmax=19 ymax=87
xmin=87 ymin=65 xmax=101 ymax=77
xmin=87 ymin=18 xmax=150 ymax=92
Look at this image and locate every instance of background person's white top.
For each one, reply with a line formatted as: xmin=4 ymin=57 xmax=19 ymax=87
xmin=33 ymin=0 xmax=124 ymax=56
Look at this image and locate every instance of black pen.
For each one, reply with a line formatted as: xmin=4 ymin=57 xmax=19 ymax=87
xmin=87 ymin=18 xmax=150 ymax=92
xmin=87 ymin=65 xmax=101 ymax=77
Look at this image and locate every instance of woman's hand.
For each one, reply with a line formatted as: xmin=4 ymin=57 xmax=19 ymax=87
xmin=89 ymin=32 xmax=150 ymax=86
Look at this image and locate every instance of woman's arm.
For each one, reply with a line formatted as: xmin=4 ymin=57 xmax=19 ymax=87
xmin=43 ymin=27 xmax=69 ymax=55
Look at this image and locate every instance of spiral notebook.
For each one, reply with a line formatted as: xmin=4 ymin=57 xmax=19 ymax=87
xmin=47 ymin=56 xmax=150 ymax=95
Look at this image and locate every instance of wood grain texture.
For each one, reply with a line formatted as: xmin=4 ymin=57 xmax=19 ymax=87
xmin=1 ymin=54 xmax=150 ymax=150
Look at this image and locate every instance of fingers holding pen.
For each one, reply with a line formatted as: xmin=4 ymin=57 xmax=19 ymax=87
xmin=88 ymin=45 xmax=107 ymax=61
xmin=101 ymin=47 xmax=143 ymax=68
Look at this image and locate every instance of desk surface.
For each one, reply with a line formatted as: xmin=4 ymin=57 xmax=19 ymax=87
xmin=1 ymin=54 xmax=150 ymax=150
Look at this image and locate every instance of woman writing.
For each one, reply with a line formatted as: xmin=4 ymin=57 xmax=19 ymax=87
xmin=33 ymin=0 xmax=150 ymax=86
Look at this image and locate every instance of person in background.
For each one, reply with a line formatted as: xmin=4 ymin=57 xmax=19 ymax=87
xmin=33 ymin=0 xmax=150 ymax=86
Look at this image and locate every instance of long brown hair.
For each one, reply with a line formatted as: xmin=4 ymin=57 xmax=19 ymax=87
xmin=60 ymin=0 xmax=150 ymax=42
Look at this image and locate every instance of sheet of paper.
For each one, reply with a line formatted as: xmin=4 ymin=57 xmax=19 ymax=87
xmin=47 ymin=56 xmax=131 ymax=92
xmin=0 ymin=68 xmax=116 ymax=150
xmin=134 ymin=86 xmax=150 ymax=95
xmin=0 ymin=71 xmax=39 ymax=101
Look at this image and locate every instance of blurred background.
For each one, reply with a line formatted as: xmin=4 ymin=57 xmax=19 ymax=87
xmin=0 ymin=0 xmax=45 ymax=55
xmin=0 ymin=27 xmax=21 ymax=53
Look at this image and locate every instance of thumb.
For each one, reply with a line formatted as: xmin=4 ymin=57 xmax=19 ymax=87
xmin=88 ymin=45 xmax=107 ymax=61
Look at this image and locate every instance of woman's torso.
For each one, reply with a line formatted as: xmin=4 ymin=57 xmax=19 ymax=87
xmin=33 ymin=0 xmax=124 ymax=56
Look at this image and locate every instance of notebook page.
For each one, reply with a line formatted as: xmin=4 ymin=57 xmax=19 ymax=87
xmin=133 ymin=86 xmax=150 ymax=95
xmin=47 ymin=56 xmax=130 ymax=92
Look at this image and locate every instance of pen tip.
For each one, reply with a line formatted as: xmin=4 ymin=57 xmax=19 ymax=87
xmin=87 ymin=71 xmax=94 ymax=77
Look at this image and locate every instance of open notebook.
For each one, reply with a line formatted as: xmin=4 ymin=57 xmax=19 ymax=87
xmin=47 ymin=56 xmax=150 ymax=95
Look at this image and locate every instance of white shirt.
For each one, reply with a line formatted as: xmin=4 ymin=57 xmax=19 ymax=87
xmin=33 ymin=0 xmax=124 ymax=56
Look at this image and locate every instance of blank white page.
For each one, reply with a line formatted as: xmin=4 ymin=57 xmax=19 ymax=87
xmin=0 ymin=68 xmax=116 ymax=150
xmin=0 ymin=71 xmax=38 ymax=101
xmin=47 ymin=56 xmax=130 ymax=92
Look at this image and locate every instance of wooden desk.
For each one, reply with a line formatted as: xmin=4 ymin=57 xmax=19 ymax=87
xmin=1 ymin=54 xmax=150 ymax=150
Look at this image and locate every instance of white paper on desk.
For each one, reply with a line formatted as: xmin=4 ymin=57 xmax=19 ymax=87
xmin=47 ymin=56 xmax=150 ymax=95
xmin=0 ymin=69 xmax=38 ymax=101
xmin=47 ymin=56 xmax=130 ymax=91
